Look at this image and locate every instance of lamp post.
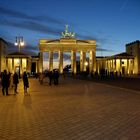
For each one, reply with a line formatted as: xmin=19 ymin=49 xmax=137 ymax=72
xmin=14 ymin=36 xmax=24 ymax=78
xmin=15 ymin=36 xmax=24 ymax=52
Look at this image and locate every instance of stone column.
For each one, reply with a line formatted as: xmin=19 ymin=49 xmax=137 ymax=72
xmin=59 ymin=51 xmax=63 ymax=73
xmin=83 ymin=52 xmax=86 ymax=71
xmin=12 ymin=58 xmax=14 ymax=73
xmin=112 ymin=60 xmax=114 ymax=70
xmin=120 ymin=59 xmax=122 ymax=75
xmin=39 ymin=52 xmax=43 ymax=73
xmin=109 ymin=60 xmax=111 ymax=72
xmin=20 ymin=58 xmax=22 ymax=74
xmin=132 ymin=59 xmax=134 ymax=74
xmin=36 ymin=62 xmax=38 ymax=73
xmin=127 ymin=59 xmax=129 ymax=74
xmin=28 ymin=58 xmax=31 ymax=73
xmin=80 ymin=51 xmax=86 ymax=72
xmin=26 ymin=59 xmax=28 ymax=72
xmin=71 ymin=50 xmax=76 ymax=74
xmin=6 ymin=58 xmax=8 ymax=71
xmin=36 ymin=60 xmax=39 ymax=74
xmin=89 ymin=50 xmax=94 ymax=73
xmin=49 ymin=51 xmax=53 ymax=71
xmin=93 ymin=51 xmax=96 ymax=72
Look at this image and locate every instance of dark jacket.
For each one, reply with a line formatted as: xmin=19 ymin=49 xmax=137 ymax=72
xmin=23 ymin=72 xmax=29 ymax=87
xmin=1 ymin=72 xmax=9 ymax=87
xmin=13 ymin=73 xmax=19 ymax=85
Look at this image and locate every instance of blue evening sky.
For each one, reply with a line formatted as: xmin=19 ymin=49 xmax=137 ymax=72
xmin=0 ymin=0 xmax=140 ymax=56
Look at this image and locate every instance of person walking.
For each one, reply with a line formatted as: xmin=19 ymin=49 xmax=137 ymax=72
xmin=48 ymin=71 xmax=53 ymax=85
xmin=53 ymin=70 xmax=59 ymax=85
xmin=23 ymin=71 xmax=29 ymax=95
xmin=13 ymin=72 xmax=19 ymax=95
xmin=1 ymin=70 xmax=9 ymax=96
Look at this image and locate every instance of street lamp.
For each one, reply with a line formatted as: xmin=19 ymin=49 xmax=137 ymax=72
xmin=14 ymin=36 xmax=24 ymax=78
xmin=15 ymin=36 xmax=24 ymax=52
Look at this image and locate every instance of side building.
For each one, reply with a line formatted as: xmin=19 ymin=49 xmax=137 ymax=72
xmin=0 ymin=38 xmax=39 ymax=75
xmin=0 ymin=38 xmax=7 ymax=72
xmin=126 ymin=40 xmax=140 ymax=74
xmin=96 ymin=40 xmax=140 ymax=76
xmin=96 ymin=53 xmax=134 ymax=76
xmin=6 ymin=52 xmax=39 ymax=76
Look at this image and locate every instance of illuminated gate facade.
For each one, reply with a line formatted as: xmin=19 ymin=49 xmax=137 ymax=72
xmin=38 ymin=26 xmax=96 ymax=74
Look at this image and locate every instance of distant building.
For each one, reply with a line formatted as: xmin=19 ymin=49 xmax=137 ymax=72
xmin=96 ymin=41 xmax=140 ymax=76
xmin=126 ymin=40 xmax=140 ymax=74
xmin=6 ymin=52 xmax=32 ymax=76
xmin=0 ymin=37 xmax=39 ymax=75
xmin=5 ymin=52 xmax=39 ymax=76
xmin=97 ymin=52 xmax=134 ymax=76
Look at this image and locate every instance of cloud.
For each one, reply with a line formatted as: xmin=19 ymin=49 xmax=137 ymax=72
xmin=0 ymin=6 xmax=66 ymax=37
xmin=76 ymin=33 xmax=96 ymax=40
xmin=96 ymin=47 xmax=114 ymax=52
xmin=0 ymin=19 xmax=63 ymax=35
xmin=0 ymin=6 xmax=115 ymax=55
xmin=0 ymin=6 xmax=106 ymax=41
xmin=0 ymin=6 xmax=64 ymax=25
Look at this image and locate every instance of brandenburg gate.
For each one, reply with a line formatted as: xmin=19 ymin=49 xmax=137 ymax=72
xmin=38 ymin=25 xmax=96 ymax=74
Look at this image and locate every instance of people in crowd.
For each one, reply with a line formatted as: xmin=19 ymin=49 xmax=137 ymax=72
xmin=1 ymin=70 xmax=9 ymax=96
xmin=53 ymin=70 xmax=59 ymax=85
xmin=13 ymin=72 xmax=19 ymax=95
xmin=48 ymin=71 xmax=53 ymax=85
xmin=23 ymin=71 xmax=29 ymax=95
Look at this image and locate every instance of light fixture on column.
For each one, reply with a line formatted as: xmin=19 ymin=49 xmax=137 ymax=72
xmin=15 ymin=36 xmax=24 ymax=52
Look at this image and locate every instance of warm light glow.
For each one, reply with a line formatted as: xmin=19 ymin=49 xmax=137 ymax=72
xmin=15 ymin=42 xmax=18 ymax=46
xmin=22 ymin=59 xmax=26 ymax=69
xmin=14 ymin=59 xmax=20 ymax=66
xmin=17 ymin=59 xmax=20 ymax=64
xmin=20 ymin=42 xmax=24 ymax=46
xmin=15 ymin=36 xmax=25 ymax=52
xmin=85 ymin=61 xmax=88 ymax=66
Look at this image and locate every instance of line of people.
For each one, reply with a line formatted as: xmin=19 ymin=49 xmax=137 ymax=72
xmin=39 ymin=70 xmax=60 ymax=86
xmin=0 ymin=70 xmax=29 ymax=96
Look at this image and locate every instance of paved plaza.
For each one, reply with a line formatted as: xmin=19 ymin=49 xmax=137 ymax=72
xmin=0 ymin=76 xmax=140 ymax=140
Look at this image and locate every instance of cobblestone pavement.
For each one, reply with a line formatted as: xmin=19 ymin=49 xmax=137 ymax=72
xmin=0 ymin=77 xmax=140 ymax=140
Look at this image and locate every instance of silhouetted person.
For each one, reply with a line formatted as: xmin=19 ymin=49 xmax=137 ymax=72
xmin=1 ymin=70 xmax=9 ymax=96
xmin=13 ymin=72 xmax=19 ymax=95
xmin=35 ymin=73 xmax=38 ymax=79
xmin=48 ymin=71 xmax=53 ymax=85
xmin=7 ymin=72 xmax=11 ymax=88
xmin=54 ymin=70 xmax=59 ymax=85
xmin=23 ymin=72 xmax=29 ymax=95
